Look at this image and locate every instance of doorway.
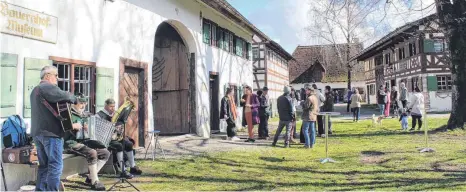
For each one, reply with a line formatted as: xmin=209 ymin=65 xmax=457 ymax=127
xmin=209 ymin=73 xmax=220 ymax=133
xmin=119 ymin=67 xmax=145 ymax=147
xmin=391 ymin=79 xmax=396 ymax=87
xmin=153 ymin=22 xmax=190 ymax=134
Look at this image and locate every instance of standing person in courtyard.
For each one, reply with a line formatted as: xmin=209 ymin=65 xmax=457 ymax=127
xmin=377 ymin=85 xmax=387 ymax=116
xmin=272 ymin=86 xmax=294 ymax=148
xmin=392 ymin=86 xmax=400 ymax=117
xmin=312 ymin=84 xmax=326 ymax=136
xmin=408 ymin=87 xmax=425 ymax=131
xmin=220 ymin=88 xmax=240 ymax=141
xmin=321 ymin=85 xmax=335 ymax=136
xmin=258 ymin=87 xmax=271 ymax=140
xmin=350 ymin=89 xmax=363 ymax=122
xmin=31 ymin=66 xmax=77 ymax=191
xmin=346 ymin=88 xmax=353 ymax=113
xmin=400 ymin=82 xmax=408 ymax=109
xmin=289 ymin=87 xmax=298 ymax=143
xmin=240 ymin=86 xmax=260 ymax=142
xmin=301 ymin=85 xmax=319 ymax=148
xmin=384 ymin=87 xmax=391 ymax=117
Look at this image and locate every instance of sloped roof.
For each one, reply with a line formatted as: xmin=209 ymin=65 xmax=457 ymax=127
xmin=289 ymin=43 xmax=363 ymax=83
xmin=352 ymin=14 xmax=437 ymax=61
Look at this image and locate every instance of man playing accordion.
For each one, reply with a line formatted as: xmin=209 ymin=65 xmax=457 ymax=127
xmin=64 ymin=94 xmax=109 ymax=191
xmin=97 ymin=98 xmax=143 ymax=178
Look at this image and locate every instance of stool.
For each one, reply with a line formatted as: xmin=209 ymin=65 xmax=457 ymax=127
xmin=144 ymin=130 xmax=166 ymax=160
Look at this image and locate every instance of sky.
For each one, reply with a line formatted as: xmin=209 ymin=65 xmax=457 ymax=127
xmin=227 ymin=0 xmax=436 ymax=54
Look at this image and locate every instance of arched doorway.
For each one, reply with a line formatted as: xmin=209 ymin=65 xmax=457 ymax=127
xmin=153 ymin=22 xmax=191 ymax=134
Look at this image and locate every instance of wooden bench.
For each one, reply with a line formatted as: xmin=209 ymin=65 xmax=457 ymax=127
xmin=0 ymin=154 xmax=88 ymax=191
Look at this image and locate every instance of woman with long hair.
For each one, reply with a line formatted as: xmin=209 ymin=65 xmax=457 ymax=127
xmin=240 ymin=86 xmax=260 ymax=142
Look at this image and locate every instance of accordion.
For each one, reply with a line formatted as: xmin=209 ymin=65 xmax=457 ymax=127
xmin=87 ymin=115 xmax=116 ymax=147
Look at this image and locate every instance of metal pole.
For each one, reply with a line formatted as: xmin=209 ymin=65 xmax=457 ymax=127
xmin=420 ymin=101 xmax=434 ymax=153
xmin=325 ymin=114 xmax=329 ymax=159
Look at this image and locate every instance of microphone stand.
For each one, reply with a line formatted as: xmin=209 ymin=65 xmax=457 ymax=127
xmin=108 ymin=106 xmax=139 ymax=191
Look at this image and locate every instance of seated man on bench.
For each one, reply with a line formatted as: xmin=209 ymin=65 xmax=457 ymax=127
xmin=97 ymin=98 xmax=142 ymax=177
xmin=64 ymin=94 xmax=110 ymax=191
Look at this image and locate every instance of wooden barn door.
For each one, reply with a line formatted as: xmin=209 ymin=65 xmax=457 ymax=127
xmin=119 ymin=67 xmax=145 ymax=147
xmin=153 ymin=38 xmax=189 ymax=134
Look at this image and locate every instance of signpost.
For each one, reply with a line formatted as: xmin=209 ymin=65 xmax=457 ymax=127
xmin=318 ymin=112 xmax=340 ymax=163
xmin=420 ymin=108 xmax=435 ymax=153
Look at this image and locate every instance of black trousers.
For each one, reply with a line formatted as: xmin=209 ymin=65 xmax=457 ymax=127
xmin=317 ymin=115 xmax=324 ymax=135
xmin=347 ymin=101 xmax=351 ymax=112
xmin=258 ymin=115 xmax=269 ymax=138
xmin=226 ymin=118 xmax=237 ymax=137
xmin=412 ymin=114 xmax=423 ymax=129
xmin=401 ymin=100 xmax=408 ymax=109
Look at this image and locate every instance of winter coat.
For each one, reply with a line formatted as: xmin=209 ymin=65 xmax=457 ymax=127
xmin=259 ymin=94 xmax=271 ymax=117
xmin=377 ymin=88 xmax=387 ymax=104
xmin=322 ymin=92 xmax=335 ymax=112
xmin=408 ymin=92 xmax=425 ymax=115
xmin=400 ymin=87 xmax=408 ymax=101
xmin=277 ymin=93 xmax=294 ymax=121
xmin=301 ymin=94 xmax=319 ymax=121
xmin=241 ymin=94 xmax=260 ymax=126
xmin=350 ymin=94 xmax=362 ymax=108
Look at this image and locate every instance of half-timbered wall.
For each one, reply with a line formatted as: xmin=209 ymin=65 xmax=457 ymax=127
xmin=360 ymin=19 xmax=451 ymax=111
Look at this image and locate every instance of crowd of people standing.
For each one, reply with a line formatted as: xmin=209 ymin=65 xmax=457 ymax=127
xmin=219 ymin=81 xmax=425 ymax=148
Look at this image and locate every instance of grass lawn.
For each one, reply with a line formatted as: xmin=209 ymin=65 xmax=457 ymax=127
xmin=67 ymin=117 xmax=466 ymax=191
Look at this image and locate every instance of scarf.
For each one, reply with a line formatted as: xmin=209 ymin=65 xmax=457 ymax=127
xmin=229 ymin=95 xmax=237 ymax=120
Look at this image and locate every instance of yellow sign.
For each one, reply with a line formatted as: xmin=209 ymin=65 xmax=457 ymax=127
xmin=0 ymin=1 xmax=57 ymax=43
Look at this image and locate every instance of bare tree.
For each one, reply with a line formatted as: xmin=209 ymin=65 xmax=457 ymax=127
xmin=306 ymin=0 xmax=386 ymax=89
xmin=435 ymin=0 xmax=466 ymax=129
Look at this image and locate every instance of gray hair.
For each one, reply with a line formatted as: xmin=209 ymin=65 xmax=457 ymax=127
xmin=105 ymin=98 xmax=115 ymax=105
xmin=40 ymin=66 xmax=58 ymax=79
xmin=283 ymin=86 xmax=291 ymax=94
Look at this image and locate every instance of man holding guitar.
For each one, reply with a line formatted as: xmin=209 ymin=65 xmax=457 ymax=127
xmin=64 ymin=95 xmax=110 ymax=191
xmin=30 ymin=66 xmax=77 ymax=191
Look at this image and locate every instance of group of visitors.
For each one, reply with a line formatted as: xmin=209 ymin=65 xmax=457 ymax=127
xmin=273 ymin=84 xmax=335 ymax=148
xmin=377 ymin=82 xmax=425 ymax=131
xmin=220 ymin=86 xmax=271 ymax=143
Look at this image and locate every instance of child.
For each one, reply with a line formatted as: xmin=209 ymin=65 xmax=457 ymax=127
xmin=399 ymin=108 xmax=409 ymax=130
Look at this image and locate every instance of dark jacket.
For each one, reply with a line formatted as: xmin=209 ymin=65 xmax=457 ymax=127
xmin=64 ymin=108 xmax=88 ymax=149
xmin=240 ymin=94 xmax=260 ymax=126
xmin=277 ymin=93 xmax=294 ymax=121
xmin=377 ymin=88 xmax=387 ymax=104
xmin=322 ymin=92 xmax=335 ymax=112
xmin=97 ymin=110 xmax=112 ymax=122
xmin=259 ymin=95 xmax=271 ymax=117
xmin=30 ymin=81 xmax=77 ymax=138
xmin=220 ymin=96 xmax=234 ymax=120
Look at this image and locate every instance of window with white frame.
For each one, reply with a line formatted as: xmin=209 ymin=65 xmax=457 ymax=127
xmin=53 ymin=62 xmax=94 ymax=112
xmin=434 ymin=39 xmax=445 ymax=52
xmin=437 ymin=75 xmax=452 ymax=90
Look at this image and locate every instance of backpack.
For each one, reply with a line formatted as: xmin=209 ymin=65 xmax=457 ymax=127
xmin=1 ymin=115 xmax=28 ymax=148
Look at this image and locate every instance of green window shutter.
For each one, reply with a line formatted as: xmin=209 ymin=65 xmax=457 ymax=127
xmin=202 ymin=22 xmax=210 ymax=44
xmin=248 ymin=43 xmax=252 ymax=60
xmin=223 ymin=31 xmax=229 ymax=51
xmin=236 ymin=38 xmax=243 ymax=56
xmin=224 ymin=84 xmax=228 ymax=97
xmin=217 ymin=28 xmax=223 ymax=48
xmin=423 ymin=39 xmax=434 ymax=53
xmin=96 ymin=67 xmax=114 ymax=112
xmin=427 ymin=76 xmax=438 ymax=91
xmin=1 ymin=53 xmax=18 ymax=118
xmin=237 ymin=86 xmax=243 ymax=105
xmin=23 ymin=58 xmax=52 ymax=118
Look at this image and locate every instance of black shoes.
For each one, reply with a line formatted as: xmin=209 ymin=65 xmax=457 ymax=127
xmin=130 ymin=166 xmax=143 ymax=175
xmin=244 ymin=138 xmax=256 ymax=143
